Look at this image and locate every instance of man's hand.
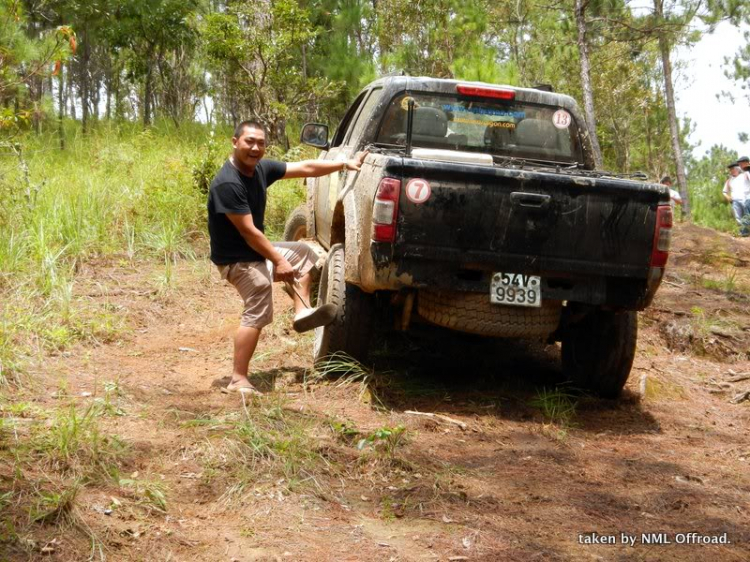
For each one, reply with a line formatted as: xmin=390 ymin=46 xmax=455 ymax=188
xmin=345 ymin=150 xmax=370 ymax=172
xmin=273 ymin=256 xmax=295 ymax=283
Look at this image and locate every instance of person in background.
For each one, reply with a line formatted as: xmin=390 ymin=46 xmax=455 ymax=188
xmin=737 ymin=156 xmax=750 ymax=174
xmin=722 ymin=163 xmax=750 ymax=237
xmin=660 ymin=176 xmax=683 ymax=210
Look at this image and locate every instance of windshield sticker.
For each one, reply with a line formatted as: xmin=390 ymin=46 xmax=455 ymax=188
xmin=453 ymin=117 xmax=516 ymax=129
xmin=441 ymin=104 xmax=525 ymax=119
xmin=552 ymin=109 xmax=572 ymax=129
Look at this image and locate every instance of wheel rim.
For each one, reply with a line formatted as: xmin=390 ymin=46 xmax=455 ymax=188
xmin=291 ymin=225 xmax=307 ymax=241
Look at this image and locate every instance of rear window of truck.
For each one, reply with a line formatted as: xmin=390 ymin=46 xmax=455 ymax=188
xmin=375 ymin=92 xmax=583 ymax=164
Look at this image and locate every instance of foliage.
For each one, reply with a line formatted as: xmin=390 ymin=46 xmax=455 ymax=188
xmin=724 ymin=28 xmax=750 ymax=105
xmin=0 ymin=0 xmax=73 ymax=134
xmin=356 ymin=425 xmax=407 ymax=458
xmin=529 ymin=387 xmax=578 ymax=427
xmin=202 ymin=0 xmax=342 ymax=146
xmin=1 ymin=0 xmax=747 ymax=190
xmin=686 ymin=144 xmax=739 ymax=232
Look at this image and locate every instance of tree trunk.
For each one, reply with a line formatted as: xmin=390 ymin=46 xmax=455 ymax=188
xmin=32 ymin=76 xmax=42 ymax=135
xmin=67 ymin=61 xmax=76 ymax=120
xmin=143 ymin=64 xmax=153 ymax=127
xmin=106 ymin=68 xmax=111 ymax=121
xmin=58 ymin=68 xmax=65 ymax=150
xmin=114 ymin=66 xmax=122 ymax=120
xmin=644 ymin=107 xmax=653 ymax=176
xmin=574 ymin=0 xmax=603 ymax=169
xmin=81 ymin=28 xmax=90 ymax=133
xmin=655 ymin=0 xmax=690 ymax=216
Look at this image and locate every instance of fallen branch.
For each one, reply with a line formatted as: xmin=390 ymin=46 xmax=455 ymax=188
xmin=404 ymin=410 xmax=467 ymax=430
xmin=709 ymin=326 xmax=738 ymax=339
xmin=731 ymin=391 xmax=750 ymax=404
xmin=727 ymin=375 xmax=750 ymax=384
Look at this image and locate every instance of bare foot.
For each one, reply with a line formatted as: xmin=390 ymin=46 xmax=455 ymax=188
xmin=222 ymin=377 xmax=262 ymax=395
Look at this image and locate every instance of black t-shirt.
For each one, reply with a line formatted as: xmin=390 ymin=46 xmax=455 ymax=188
xmin=207 ymin=159 xmax=287 ymax=265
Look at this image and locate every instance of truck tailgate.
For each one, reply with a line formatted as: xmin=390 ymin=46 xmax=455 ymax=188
xmin=392 ymin=160 xmax=666 ymax=279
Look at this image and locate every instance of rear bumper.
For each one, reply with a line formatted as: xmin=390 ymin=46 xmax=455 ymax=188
xmin=359 ymin=242 xmax=654 ymax=310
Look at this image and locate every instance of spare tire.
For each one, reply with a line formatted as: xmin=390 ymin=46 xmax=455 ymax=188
xmin=283 ymin=205 xmax=308 ymax=241
xmin=417 ymin=290 xmax=561 ymax=338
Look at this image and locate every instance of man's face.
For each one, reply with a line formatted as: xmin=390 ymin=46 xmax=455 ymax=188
xmin=232 ymin=125 xmax=266 ymax=170
xmin=740 ymin=160 xmax=749 ymax=170
xmin=730 ymin=167 xmax=740 ymax=177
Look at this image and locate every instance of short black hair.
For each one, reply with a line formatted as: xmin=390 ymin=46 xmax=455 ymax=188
xmin=728 ymin=161 xmax=739 ymax=169
xmin=234 ymin=120 xmax=266 ymax=139
xmin=660 ymin=176 xmax=672 ymax=185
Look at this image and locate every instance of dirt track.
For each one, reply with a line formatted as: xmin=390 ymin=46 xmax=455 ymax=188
xmin=6 ymin=223 xmax=750 ymax=561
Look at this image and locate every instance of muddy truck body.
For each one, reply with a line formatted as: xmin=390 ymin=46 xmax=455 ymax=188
xmin=285 ymin=76 xmax=672 ymax=397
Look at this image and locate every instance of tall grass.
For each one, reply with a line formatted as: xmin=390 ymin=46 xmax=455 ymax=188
xmin=0 ymin=119 xmax=307 ymax=381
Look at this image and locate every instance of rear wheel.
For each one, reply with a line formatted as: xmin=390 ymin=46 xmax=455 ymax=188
xmin=561 ymin=309 xmax=637 ymax=398
xmin=313 ymin=244 xmax=375 ymax=364
xmin=283 ymin=205 xmax=307 ymax=241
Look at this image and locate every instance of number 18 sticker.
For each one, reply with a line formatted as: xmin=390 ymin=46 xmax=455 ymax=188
xmin=552 ymin=109 xmax=571 ymax=129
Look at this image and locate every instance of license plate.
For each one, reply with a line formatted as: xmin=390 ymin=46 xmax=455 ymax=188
xmin=490 ymin=272 xmax=542 ymax=307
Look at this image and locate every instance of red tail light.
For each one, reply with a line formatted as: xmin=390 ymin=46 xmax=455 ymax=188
xmin=650 ymin=204 xmax=672 ymax=267
xmin=372 ymin=177 xmax=401 ymax=242
xmin=456 ymin=84 xmax=515 ymax=100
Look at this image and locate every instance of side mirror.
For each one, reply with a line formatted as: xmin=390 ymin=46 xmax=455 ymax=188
xmin=300 ymin=123 xmax=329 ymax=149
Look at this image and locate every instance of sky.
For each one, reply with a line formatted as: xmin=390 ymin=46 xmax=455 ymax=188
xmin=676 ymin=21 xmax=750 ymax=159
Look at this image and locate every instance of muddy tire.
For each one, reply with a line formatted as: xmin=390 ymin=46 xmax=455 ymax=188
xmin=313 ymin=244 xmax=374 ymax=363
xmin=283 ymin=205 xmax=308 ymax=241
xmin=561 ymin=310 xmax=637 ymax=399
xmin=417 ymin=290 xmax=561 ymax=338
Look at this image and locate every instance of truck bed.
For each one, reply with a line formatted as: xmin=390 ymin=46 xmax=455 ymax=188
xmin=369 ymin=155 xmax=669 ymax=309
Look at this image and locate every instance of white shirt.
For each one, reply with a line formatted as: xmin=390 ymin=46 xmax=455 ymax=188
xmin=723 ymin=172 xmax=750 ymax=201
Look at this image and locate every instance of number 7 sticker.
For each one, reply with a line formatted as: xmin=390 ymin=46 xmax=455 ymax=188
xmin=406 ymin=178 xmax=431 ymax=204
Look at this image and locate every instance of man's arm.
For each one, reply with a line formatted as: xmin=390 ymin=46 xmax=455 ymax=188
xmin=283 ymin=150 xmax=369 ymax=179
xmin=723 ymin=180 xmax=732 ymax=203
xmin=226 ymin=213 xmax=294 ymax=281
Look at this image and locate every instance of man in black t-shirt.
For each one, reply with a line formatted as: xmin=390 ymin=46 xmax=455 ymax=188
xmin=208 ymin=120 xmax=368 ymax=395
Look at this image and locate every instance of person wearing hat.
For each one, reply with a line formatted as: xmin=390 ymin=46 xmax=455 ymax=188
xmin=738 ymin=156 xmax=750 ymax=173
xmin=722 ymin=163 xmax=750 ymax=236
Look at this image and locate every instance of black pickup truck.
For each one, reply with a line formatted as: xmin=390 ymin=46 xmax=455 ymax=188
xmin=285 ymin=76 xmax=672 ymax=398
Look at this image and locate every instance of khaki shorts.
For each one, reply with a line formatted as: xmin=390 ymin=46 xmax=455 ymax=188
xmin=218 ymin=242 xmax=319 ymax=329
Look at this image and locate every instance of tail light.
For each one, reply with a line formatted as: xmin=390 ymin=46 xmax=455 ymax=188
xmin=456 ymin=84 xmax=516 ymax=100
xmin=372 ymin=177 xmax=401 ymax=242
xmin=650 ymin=204 xmax=673 ymax=267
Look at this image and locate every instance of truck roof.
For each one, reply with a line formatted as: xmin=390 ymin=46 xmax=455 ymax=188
xmin=363 ymin=76 xmax=579 ymax=112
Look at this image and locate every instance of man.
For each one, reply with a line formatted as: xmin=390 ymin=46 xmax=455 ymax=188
xmin=722 ymin=163 xmax=750 ymax=237
xmin=738 ymin=156 xmax=750 ymax=173
xmin=660 ymin=175 xmax=682 ymax=209
xmin=208 ymin=121 xmax=368 ymax=394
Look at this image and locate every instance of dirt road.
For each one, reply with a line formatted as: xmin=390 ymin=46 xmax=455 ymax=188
xmin=4 ymin=223 xmax=750 ymax=561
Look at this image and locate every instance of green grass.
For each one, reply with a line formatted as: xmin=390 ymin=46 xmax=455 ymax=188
xmin=0 ymin=118 xmax=308 ymax=553
xmin=0 ymin=119 xmax=307 ymax=383
xmin=529 ymin=387 xmax=578 ymax=427
xmin=0 ymin=398 xmax=128 ymax=556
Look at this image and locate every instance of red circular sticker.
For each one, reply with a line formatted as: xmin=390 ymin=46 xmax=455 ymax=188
xmin=405 ymin=179 xmax=431 ymax=204
xmin=552 ymin=109 xmax=571 ymax=129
